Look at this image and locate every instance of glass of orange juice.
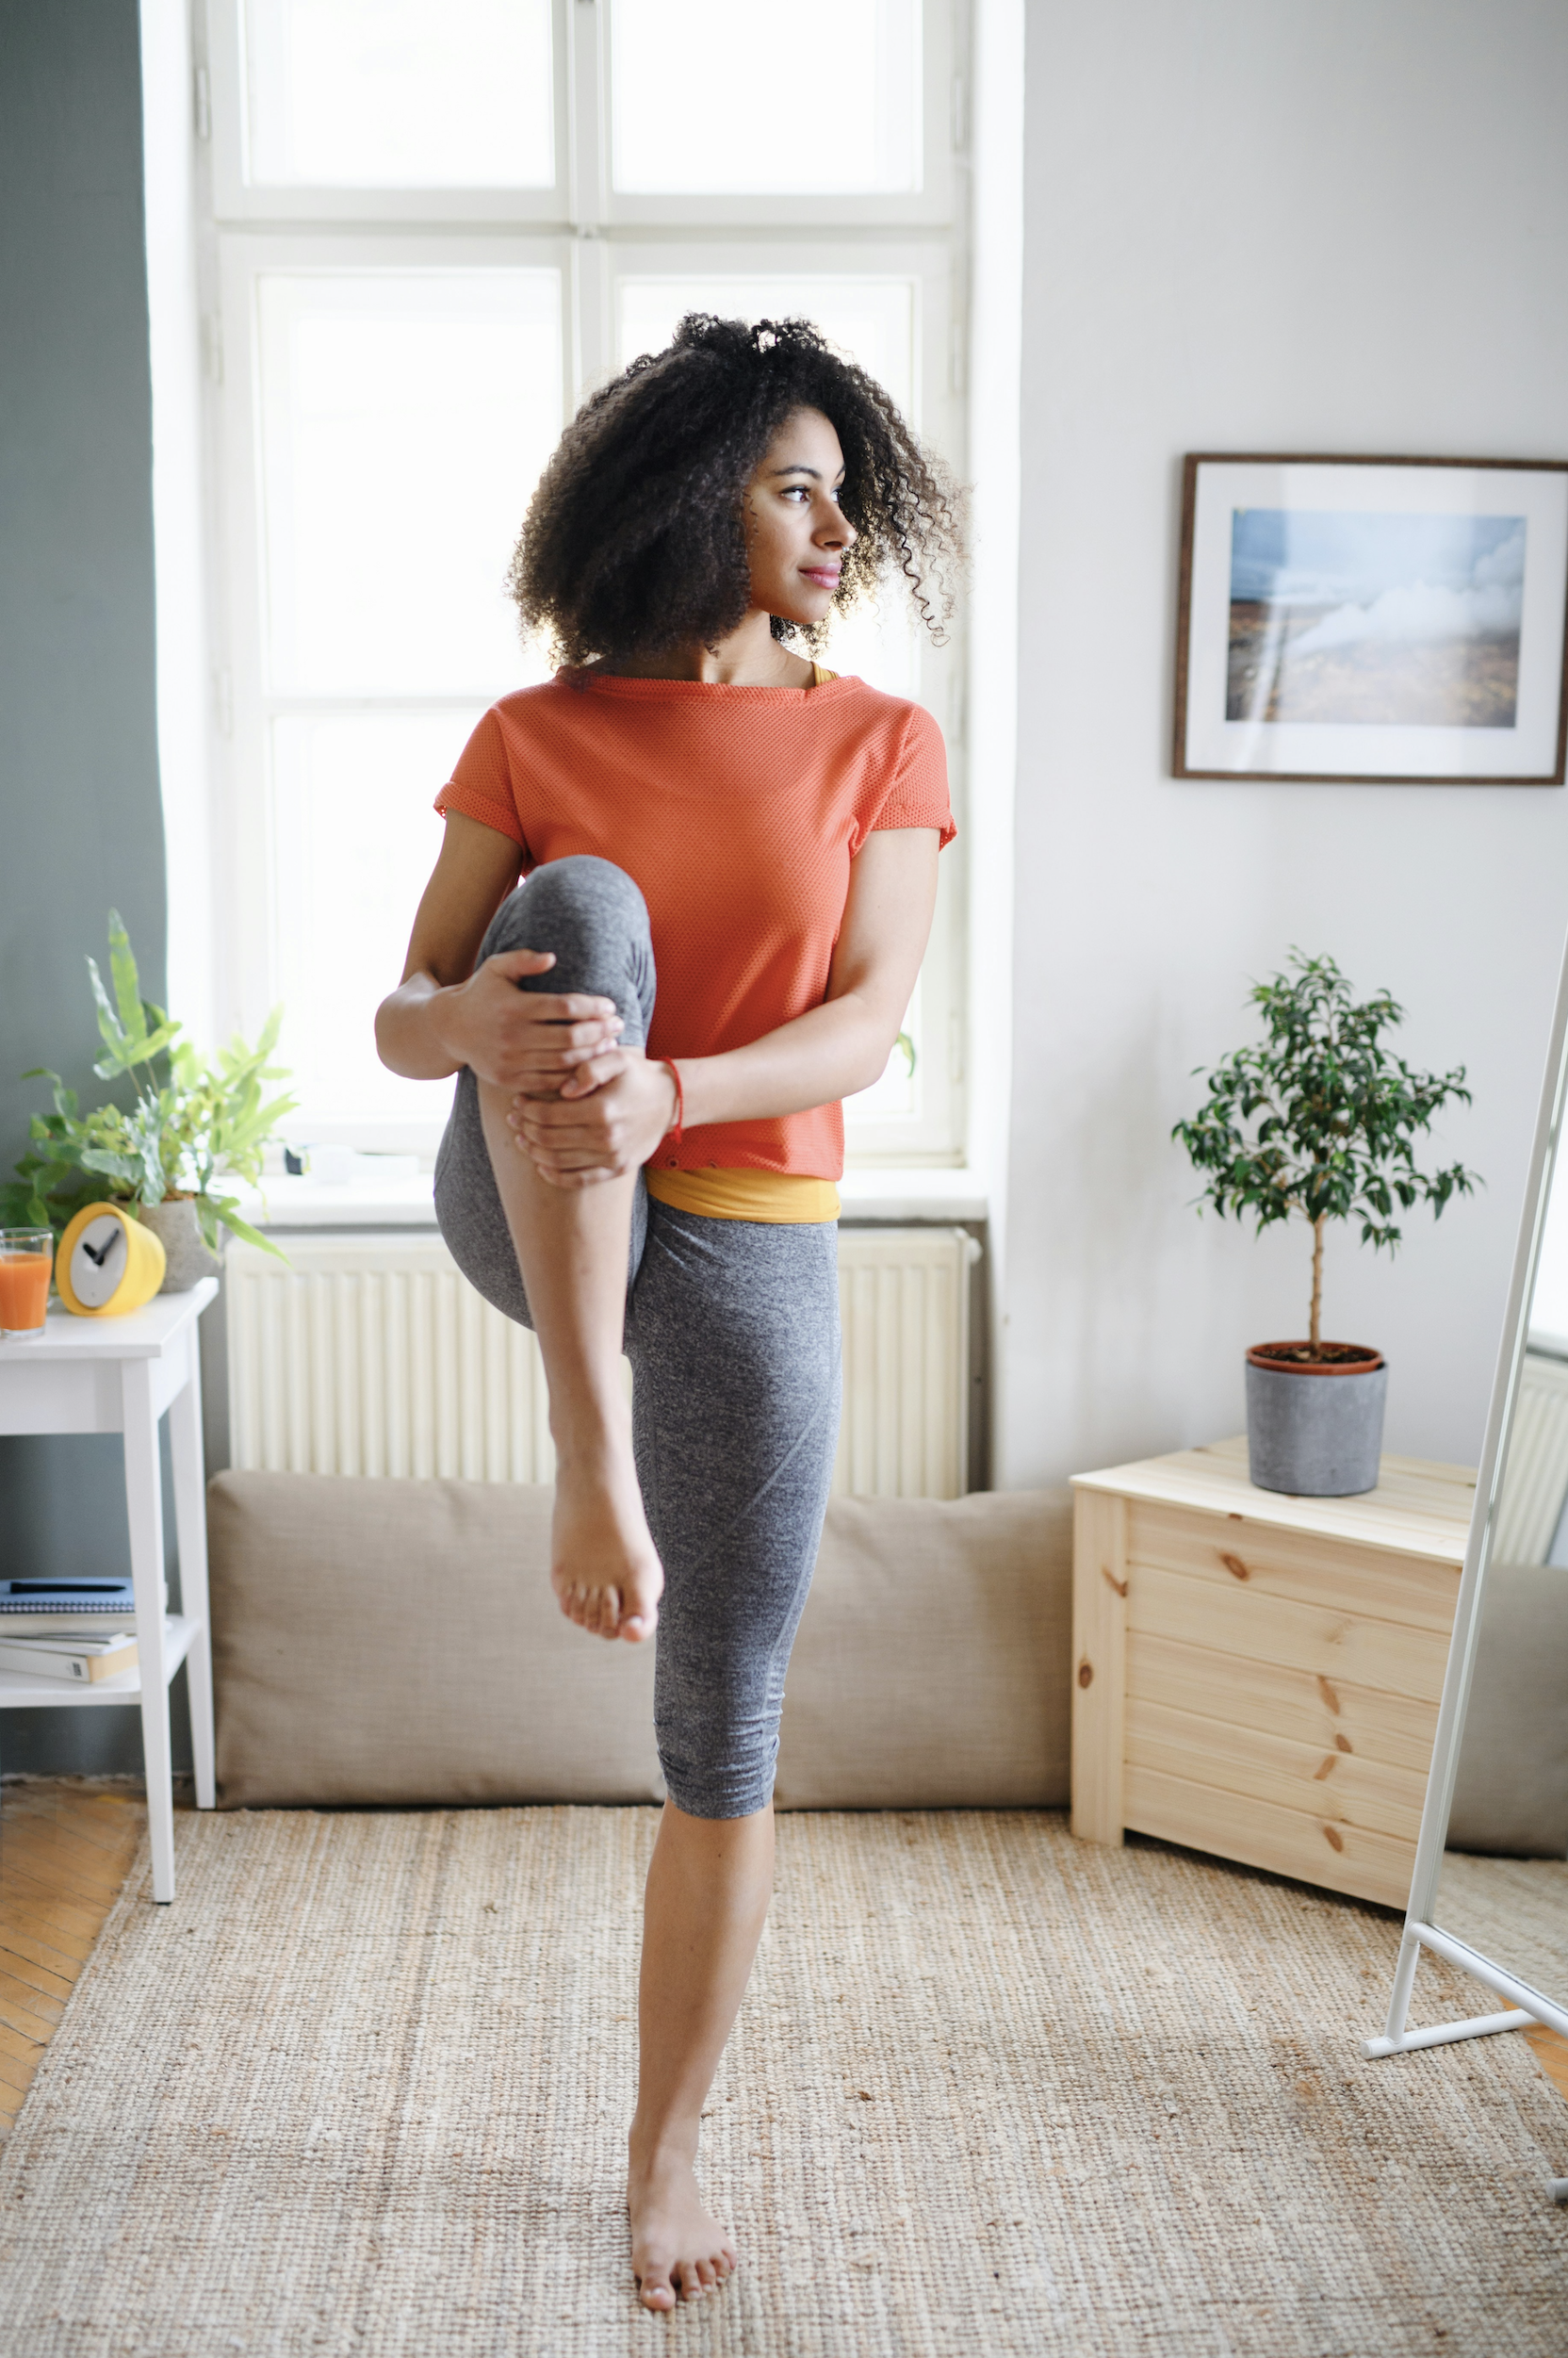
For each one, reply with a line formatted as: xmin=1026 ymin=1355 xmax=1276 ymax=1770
xmin=0 ymin=1230 xmax=54 ymax=1337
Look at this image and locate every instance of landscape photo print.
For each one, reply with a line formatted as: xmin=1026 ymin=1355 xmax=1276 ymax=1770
xmin=1175 ymin=456 xmax=1568 ymax=782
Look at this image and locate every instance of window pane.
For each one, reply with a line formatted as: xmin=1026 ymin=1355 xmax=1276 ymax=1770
xmin=618 ymin=275 xmax=915 ymax=408
xmin=242 ymin=0 xmax=554 ymax=188
xmin=256 ymin=270 xmax=562 ymax=696
xmin=270 ymin=712 xmax=488 ymax=1122
xmin=618 ymin=274 xmax=920 ymax=696
xmin=611 ymin=0 xmax=921 ymax=194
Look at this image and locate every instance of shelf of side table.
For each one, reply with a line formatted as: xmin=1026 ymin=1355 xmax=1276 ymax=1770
xmin=0 ymin=1279 xmax=219 ymax=1903
xmin=1070 ymin=1435 xmax=1476 ymax=1909
xmin=0 ymin=1615 xmax=201 ymax=1707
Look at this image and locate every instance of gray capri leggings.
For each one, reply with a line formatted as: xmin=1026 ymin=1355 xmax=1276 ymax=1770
xmin=433 ymin=856 xmax=842 ymax=1820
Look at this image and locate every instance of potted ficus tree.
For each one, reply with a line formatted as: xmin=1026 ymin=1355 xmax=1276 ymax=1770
xmin=1173 ymin=952 xmax=1479 ymax=1498
xmin=1 ymin=911 xmax=295 ymax=1286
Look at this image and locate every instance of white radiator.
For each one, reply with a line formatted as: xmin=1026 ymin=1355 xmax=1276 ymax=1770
xmin=226 ymin=1225 xmax=978 ymax=1499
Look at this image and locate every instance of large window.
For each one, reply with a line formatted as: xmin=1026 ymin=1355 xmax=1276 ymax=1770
xmin=204 ymin=0 xmax=969 ymax=1161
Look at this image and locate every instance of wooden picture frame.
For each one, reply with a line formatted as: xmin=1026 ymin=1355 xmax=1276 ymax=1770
xmin=1172 ymin=454 xmax=1568 ymax=784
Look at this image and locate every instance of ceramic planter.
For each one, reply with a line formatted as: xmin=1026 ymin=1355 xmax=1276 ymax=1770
xmin=1244 ymin=1341 xmax=1387 ymax=1498
xmin=138 ymin=1197 xmax=222 ymax=1294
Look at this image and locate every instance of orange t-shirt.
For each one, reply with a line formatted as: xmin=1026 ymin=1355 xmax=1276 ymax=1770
xmin=434 ymin=669 xmax=954 ymax=1179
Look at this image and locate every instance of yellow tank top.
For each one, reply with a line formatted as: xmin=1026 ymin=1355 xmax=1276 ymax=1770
xmin=645 ymin=1168 xmax=840 ymax=1223
xmin=645 ymin=661 xmax=841 ymax=1223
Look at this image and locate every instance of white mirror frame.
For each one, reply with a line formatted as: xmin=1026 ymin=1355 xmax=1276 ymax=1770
xmin=1366 ymin=919 xmax=1568 ymax=2076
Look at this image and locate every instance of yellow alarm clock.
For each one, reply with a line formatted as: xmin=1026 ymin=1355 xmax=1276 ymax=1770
xmin=56 ymin=1203 xmax=167 ymax=1318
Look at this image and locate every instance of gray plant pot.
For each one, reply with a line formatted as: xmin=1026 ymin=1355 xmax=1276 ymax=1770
xmin=1245 ymin=1344 xmax=1387 ymax=1498
xmin=138 ymin=1198 xmax=222 ymax=1294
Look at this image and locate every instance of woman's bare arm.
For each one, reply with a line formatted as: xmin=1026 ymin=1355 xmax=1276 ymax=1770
xmin=374 ymin=811 xmax=625 ymax=1090
xmin=512 ymin=828 xmax=940 ymax=1184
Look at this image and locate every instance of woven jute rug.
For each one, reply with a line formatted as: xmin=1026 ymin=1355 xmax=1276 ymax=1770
xmin=1 ymin=1808 xmax=1566 ymax=2356
xmin=1437 ymin=1852 xmax=1568 ymax=2013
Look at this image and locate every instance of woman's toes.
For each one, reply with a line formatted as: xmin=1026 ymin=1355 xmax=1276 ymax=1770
xmin=637 ymin=2272 xmax=675 ymax=2312
xmin=694 ymin=2258 xmax=717 ymax=2289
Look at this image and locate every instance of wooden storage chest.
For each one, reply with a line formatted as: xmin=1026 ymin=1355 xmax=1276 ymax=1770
xmin=1070 ymin=1437 xmax=1476 ymax=1908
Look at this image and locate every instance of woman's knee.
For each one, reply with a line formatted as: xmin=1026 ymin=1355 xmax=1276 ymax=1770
xmin=481 ymin=856 xmax=648 ymax=962
xmin=479 ymin=858 xmax=654 ymax=1043
xmin=656 ymin=1713 xmax=782 ymax=1821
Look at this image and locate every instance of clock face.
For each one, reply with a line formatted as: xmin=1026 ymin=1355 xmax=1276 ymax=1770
xmin=70 ymin=1213 xmax=128 ymax=1309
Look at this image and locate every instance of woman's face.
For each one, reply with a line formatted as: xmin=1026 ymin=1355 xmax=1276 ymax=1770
xmin=743 ymin=406 xmax=857 ymax=629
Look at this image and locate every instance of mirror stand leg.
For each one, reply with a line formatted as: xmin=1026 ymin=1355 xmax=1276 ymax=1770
xmin=1363 ymin=1926 xmax=1534 ymax=2059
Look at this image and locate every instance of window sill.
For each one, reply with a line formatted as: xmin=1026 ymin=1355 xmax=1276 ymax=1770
xmin=235 ymin=1166 xmax=989 ymax=1233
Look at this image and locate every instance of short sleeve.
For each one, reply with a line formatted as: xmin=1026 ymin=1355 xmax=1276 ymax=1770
xmin=868 ymin=702 xmax=956 ymax=847
xmin=433 ymin=708 xmax=528 ymax=851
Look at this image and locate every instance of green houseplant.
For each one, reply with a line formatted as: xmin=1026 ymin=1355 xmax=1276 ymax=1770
xmin=1173 ymin=952 xmax=1478 ymax=1496
xmin=1 ymin=911 xmax=296 ymax=1285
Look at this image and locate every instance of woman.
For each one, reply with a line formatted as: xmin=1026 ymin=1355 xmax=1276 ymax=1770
xmin=375 ymin=315 xmax=960 ymax=2310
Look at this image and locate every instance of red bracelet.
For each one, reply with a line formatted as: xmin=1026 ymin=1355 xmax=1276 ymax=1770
xmin=659 ymin=1058 xmax=684 ymax=1146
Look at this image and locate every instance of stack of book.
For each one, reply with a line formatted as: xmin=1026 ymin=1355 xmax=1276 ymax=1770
xmin=0 ymin=1629 xmax=138 ymax=1683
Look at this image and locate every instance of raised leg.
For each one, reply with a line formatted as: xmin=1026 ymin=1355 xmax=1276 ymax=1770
xmin=476 ymin=1083 xmax=663 ymax=1641
xmin=122 ymin=1361 xmax=174 ymax=1903
xmin=628 ymin=1801 xmax=772 ymax=2309
xmin=435 ymin=858 xmax=663 ymax=1644
xmin=169 ymin=1328 xmax=215 ymax=1809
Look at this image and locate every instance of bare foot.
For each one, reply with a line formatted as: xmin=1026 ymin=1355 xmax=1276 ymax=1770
xmin=550 ymin=1440 xmax=663 ymax=1643
xmin=628 ymin=2143 xmax=737 ymax=2310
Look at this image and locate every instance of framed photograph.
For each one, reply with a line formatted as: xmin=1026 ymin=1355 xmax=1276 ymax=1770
xmin=1173 ymin=455 xmax=1568 ymax=783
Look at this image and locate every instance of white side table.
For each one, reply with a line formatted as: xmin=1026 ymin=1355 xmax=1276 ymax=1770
xmin=0 ymin=1278 xmax=218 ymax=1902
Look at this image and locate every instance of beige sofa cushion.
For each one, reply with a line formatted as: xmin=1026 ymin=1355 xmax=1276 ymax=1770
xmin=209 ymin=1472 xmax=662 ymax=1809
xmin=208 ymin=1473 xmax=1073 ymax=1811
xmin=775 ymin=1489 xmax=1073 ymax=1809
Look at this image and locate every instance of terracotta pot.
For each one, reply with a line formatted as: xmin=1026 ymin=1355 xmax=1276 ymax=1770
xmin=1244 ymin=1339 xmax=1387 ymax=1498
xmin=138 ymin=1197 xmax=222 ymax=1294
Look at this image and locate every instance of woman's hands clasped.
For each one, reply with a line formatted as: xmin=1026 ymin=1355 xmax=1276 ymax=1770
xmin=428 ymin=943 xmax=676 ymax=1187
xmin=508 ymin=1047 xmax=678 ymax=1188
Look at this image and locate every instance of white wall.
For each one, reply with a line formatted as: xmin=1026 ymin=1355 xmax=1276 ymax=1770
xmin=1003 ymin=0 xmax=1568 ymax=1482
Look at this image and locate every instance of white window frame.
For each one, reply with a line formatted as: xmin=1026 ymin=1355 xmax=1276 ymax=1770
xmin=200 ymin=0 xmax=972 ymax=1167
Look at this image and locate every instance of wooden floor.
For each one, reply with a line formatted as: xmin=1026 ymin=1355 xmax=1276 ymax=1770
xmin=0 ymin=1780 xmax=147 ymax=2141
xmin=0 ymin=1779 xmax=1564 ymax=2143
xmin=1525 ymin=2018 xmax=1568 ymax=2106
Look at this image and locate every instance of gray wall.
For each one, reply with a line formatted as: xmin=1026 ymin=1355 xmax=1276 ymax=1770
xmin=1003 ymin=0 xmax=1568 ymax=1483
xmin=0 ymin=1 xmax=184 ymax=1773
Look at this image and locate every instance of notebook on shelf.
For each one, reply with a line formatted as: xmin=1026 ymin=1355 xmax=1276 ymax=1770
xmin=0 ymin=1578 xmax=164 ymax=1620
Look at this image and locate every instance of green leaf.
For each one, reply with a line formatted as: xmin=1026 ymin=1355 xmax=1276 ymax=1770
xmin=205 ymin=1198 xmax=288 ymax=1262
xmin=1174 ymin=949 xmax=1481 ymax=1324
xmin=106 ymin=910 xmax=145 ymax=1044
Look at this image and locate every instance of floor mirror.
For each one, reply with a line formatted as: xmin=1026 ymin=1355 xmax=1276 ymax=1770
xmin=1367 ymin=922 xmax=1568 ymax=2186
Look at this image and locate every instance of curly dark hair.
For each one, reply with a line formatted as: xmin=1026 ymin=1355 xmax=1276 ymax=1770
xmin=507 ymin=314 xmax=963 ymax=666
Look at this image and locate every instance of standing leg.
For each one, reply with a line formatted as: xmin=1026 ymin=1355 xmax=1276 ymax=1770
xmin=168 ymin=1325 xmax=215 ymax=1810
xmin=628 ymin=1803 xmax=771 ymax=2306
xmin=624 ymin=1207 xmax=842 ymax=2306
xmin=122 ymin=1362 xmax=174 ymax=1903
